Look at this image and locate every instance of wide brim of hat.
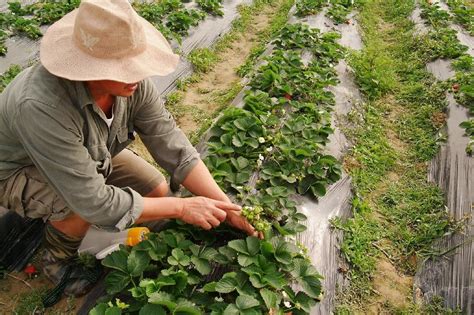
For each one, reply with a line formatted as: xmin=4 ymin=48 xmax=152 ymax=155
xmin=40 ymin=10 xmax=180 ymax=83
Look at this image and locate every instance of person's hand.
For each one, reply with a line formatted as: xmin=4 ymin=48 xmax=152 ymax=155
xmin=178 ymin=197 xmax=238 ymax=230
xmin=225 ymin=210 xmax=259 ymax=238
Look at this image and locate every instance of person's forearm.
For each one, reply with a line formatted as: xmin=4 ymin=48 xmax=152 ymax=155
xmin=182 ymin=159 xmax=230 ymax=203
xmin=135 ymin=197 xmax=183 ymax=223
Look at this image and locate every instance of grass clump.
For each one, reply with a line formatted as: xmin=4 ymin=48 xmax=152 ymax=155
xmin=188 ymin=48 xmax=219 ymax=74
xmin=331 ymin=198 xmax=381 ymax=305
xmin=335 ymin=0 xmax=464 ymax=312
xmin=344 ymin=101 xmax=397 ymax=194
xmin=0 ymin=64 xmax=22 ymax=93
xmin=13 ymin=287 xmax=47 ymax=314
xmin=378 ymin=172 xmax=458 ymax=273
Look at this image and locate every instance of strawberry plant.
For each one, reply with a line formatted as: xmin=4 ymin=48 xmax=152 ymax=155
xmin=166 ymin=9 xmax=206 ymax=36
xmin=419 ymin=2 xmax=451 ymax=29
xmin=295 ymin=0 xmax=325 ymax=17
xmin=460 ymin=119 xmax=474 ymax=155
xmin=90 ymin=228 xmax=322 ymax=314
xmin=326 ymin=0 xmax=362 ymax=24
xmin=197 ymin=0 xmax=224 ymax=17
xmin=19 ymin=0 xmax=80 ymax=25
xmin=203 ymin=23 xmax=343 ymax=234
xmin=419 ymin=1 xmax=474 ymax=154
xmin=446 ymin=0 xmax=474 ymax=35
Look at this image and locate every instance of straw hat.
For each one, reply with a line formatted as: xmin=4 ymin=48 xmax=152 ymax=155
xmin=40 ymin=0 xmax=180 ymax=83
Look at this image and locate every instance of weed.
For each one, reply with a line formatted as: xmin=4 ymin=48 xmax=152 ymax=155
xmin=166 ymin=91 xmax=184 ymax=107
xmin=345 ymin=101 xmax=397 ymax=194
xmin=427 ymin=295 xmax=464 ymax=314
xmin=14 ymin=286 xmax=48 ymax=314
xmin=378 ymin=173 xmax=457 ymax=273
xmin=0 ymin=64 xmax=22 ymax=93
xmin=165 ymin=91 xmax=188 ymax=119
xmin=188 ymin=48 xmax=219 ymax=74
xmin=176 ymin=74 xmax=201 ymax=91
xmin=335 ymin=0 xmax=463 ymax=311
xmin=331 ymin=197 xmax=381 ymax=306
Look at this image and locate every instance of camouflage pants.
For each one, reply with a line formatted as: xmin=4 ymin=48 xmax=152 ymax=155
xmin=0 ymin=149 xmax=165 ymax=222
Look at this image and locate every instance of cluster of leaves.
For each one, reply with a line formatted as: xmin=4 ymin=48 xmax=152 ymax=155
xmin=446 ymin=0 xmax=474 ymax=35
xmin=294 ymin=0 xmax=363 ymax=24
xmin=90 ymin=226 xmax=322 ymax=314
xmin=295 ymin=0 xmax=325 ymax=17
xmin=0 ymin=64 xmax=22 ymax=93
xmin=419 ymin=1 xmax=451 ymax=29
xmin=133 ymin=0 xmax=207 ymax=41
xmin=451 ymin=69 xmax=474 ymax=153
xmin=205 ymin=23 xmax=343 ymax=235
xmin=327 ymin=0 xmax=358 ymax=24
xmin=419 ymin=1 xmax=474 ymax=154
xmin=418 ymin=1 xmax=469 ymax=60
xmin=188 ymin=48 xmax=219 ymax=73
xmin=197 ymin=0 xmax=224 ymax=17
xmin=0 ymin=0 xmax=80 ymax=55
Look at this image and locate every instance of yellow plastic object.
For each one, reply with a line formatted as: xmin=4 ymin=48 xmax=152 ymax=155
xmin=125 ymin=227 xmax=150 ymax=246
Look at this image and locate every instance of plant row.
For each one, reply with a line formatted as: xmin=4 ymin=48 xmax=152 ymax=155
xmin=0 ymin=0 xmax=226 ymax=55
xmin=446 ymin=0 xmax=474 ymax=35
xmin=205 ymin=23 xmax=343 ymax=234
xmin=419 ymin=0 xmax=474 ymax=154
xmin=295 ymin=0 xmax=364 ymax=24
xmin=90 ymin=20 xmax=345 ymax=314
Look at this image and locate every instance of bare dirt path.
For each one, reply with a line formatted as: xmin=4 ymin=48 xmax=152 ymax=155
xmin=176 ymin=4 xmax=280 ymax=136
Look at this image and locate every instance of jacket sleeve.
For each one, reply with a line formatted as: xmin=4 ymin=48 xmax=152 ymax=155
xmin=11 ymin=99 xmax=144 ymax=231
xmin=132 ymin=79 xmax=200 ymax=186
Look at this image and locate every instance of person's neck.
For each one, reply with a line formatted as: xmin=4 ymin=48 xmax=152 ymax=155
xmin=86 ymin=83 xmax=115 ymax=118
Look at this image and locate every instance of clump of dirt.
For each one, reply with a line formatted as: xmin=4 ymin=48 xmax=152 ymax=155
xmin=368 ymin=258 xmax=413 ymax=314
xmin=431 ymin=111 xmax=447 ymax=129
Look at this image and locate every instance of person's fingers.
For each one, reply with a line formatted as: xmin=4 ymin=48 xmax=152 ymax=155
xmin=212 ymin=208 xmax=227 ymax=222
xmin=207 ymin=216 xmax=221 ymax=228
xmin=214 ymin=200 xmax=242 ymax=212
xmin=199 ymin=219 xmax=212 ymax=230
xmin=227 ymin=211 xmax=258 ymax=236
xmin=244 ymin=222 xmax=257 ymax=237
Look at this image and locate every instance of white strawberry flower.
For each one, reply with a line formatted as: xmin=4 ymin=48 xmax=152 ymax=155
xmin=258 ymin=137 xmax=265 ymax=143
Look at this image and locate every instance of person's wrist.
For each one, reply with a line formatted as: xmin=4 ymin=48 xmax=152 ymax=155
xmin=176 ymin=198 xmax=186 ymax=220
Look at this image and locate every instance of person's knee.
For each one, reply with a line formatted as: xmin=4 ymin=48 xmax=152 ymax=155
xmin=146 ymin=181 xmax=169 ymax=197
xmin=49 ymin=213 xmax=91 ymax=238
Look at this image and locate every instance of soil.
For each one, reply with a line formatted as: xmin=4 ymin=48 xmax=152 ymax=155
xmin=176 ymin=5 xmax=276 ymax=135
xmin=368 ymin=259 xmax=413 ymax=314
xmin=0 ymin=270 xmax=84 ymax=314
xmin=130 ymin=2 xmax=281 ymax=166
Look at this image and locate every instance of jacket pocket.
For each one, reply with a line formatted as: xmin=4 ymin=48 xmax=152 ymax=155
xmin=88 ymin=144 xmax=112 ymax=178
xmin=111 ymin=126 xmax=134 ymax=157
